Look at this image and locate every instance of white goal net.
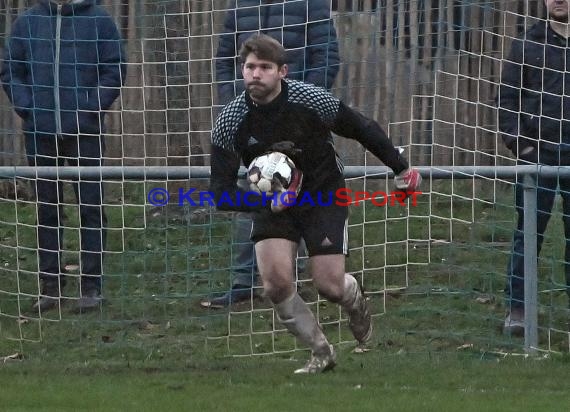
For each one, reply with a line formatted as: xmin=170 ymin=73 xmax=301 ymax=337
xmin=1 ymin=0 xmax=568 ymax=359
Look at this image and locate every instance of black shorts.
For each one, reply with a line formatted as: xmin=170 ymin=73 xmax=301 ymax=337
xmin=251 ymin=181 xmax=349 ymax=256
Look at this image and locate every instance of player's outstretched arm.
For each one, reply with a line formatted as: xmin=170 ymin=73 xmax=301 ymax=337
xmin=332 ymin=102 xmax=421 ymax=194
xmin=332 ymin=102 xmax=408 ymax=173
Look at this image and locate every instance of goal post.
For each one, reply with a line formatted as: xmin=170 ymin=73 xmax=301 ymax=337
xmin=1 ymin=0 xmax=569 ymax=360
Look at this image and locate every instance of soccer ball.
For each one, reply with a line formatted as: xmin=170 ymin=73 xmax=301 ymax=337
xmin=247 ymin=152 xmax=296 ymax=193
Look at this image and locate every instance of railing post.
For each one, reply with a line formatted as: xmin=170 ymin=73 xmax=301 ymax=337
xmin=522 ymin=172 xmax=538 ymax=353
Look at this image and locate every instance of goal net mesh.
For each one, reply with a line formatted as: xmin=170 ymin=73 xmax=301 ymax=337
xmin=1 ymin=0 xmax=568 ymax=359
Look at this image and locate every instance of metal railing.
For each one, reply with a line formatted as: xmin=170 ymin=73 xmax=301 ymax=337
xmin=0 ymin=164 xmax=563 ymax=180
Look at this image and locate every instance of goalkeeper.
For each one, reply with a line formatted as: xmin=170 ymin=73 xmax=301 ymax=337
xmin=210 ymin=34 xmax=421 ymax=374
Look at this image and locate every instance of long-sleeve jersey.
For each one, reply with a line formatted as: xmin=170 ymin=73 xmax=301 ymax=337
xmin=210 ymin=79 xmax=409 ymax=212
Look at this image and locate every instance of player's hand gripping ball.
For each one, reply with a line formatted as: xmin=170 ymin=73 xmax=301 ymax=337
xmin=247 ymin=152 xmax=303 ymax=212
xmin=247 ymin=152 xmax=297 ymax=193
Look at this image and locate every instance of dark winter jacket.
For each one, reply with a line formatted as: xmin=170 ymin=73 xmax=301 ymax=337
xmin=215 ymin=0 xmax=339 ymax=105
xmin=498 ymin=21 xmax=570 ymax=155
xmin=1 ymin=0 xmax=126 ymax=136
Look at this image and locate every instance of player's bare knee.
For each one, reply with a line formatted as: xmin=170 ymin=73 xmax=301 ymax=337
xmin=312 ymin=267 xmax=345 ymax=303
xmin=314 ymin=282 xmax=344 ymax=303
xmin=264 ymin=281 xmax=295 ymax=304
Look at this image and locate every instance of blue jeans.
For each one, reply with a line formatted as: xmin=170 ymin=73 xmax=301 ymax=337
xmin=231 ymin=212 xmax=258 ymax=287
xmin=27 ymin=133 xmax=106 ymax=292
xmin=506 ymin=154 xmax=570 ymax=309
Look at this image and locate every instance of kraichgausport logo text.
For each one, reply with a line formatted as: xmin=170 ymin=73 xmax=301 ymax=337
xmin=147 ymin=188 xmax=422 ymax=208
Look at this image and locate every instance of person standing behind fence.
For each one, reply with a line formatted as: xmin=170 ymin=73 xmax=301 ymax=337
xmin=1 ymin=0 xmax=126 ymax=313
xmin=497 ymin=0 xmax=570 ymax=335
xmin=201 ymin=0 xmax=340 ymax=308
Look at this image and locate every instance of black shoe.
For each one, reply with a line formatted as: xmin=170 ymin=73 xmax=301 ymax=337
xmin=31 ymin=281 xmax=61 ymax=312
xmin=73 ymin=289 xmax=102 ymax=313
xmin=200 ymin=285 xmax=253 ymax=309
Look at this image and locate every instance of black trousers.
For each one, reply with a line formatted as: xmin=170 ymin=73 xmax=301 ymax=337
xmin=26 ymin=132 xmax=106 ymax=292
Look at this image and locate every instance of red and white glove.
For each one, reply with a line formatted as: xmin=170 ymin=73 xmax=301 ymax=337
xmin=394 ymin=168 xmax=422 ymax=194
xmin=271 ymin=168 xmax=303 ymax=213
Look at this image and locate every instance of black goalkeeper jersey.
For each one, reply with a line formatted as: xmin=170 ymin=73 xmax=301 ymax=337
xmin=210 ymin=79 xmax=408 ymax=212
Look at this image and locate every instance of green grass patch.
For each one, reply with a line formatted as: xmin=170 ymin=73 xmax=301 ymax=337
xmin=1 ymin=351 xmax=569 ymax=411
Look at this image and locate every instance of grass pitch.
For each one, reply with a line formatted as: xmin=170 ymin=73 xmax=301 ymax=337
xmin=1 ymin=338 xmax=569 ymax=411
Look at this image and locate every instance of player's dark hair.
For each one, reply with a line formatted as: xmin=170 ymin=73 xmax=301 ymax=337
xmin=239 ymin=33 xmax=287 ymax=67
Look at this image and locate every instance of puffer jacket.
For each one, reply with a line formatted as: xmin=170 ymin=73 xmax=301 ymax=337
xmin=215 ymin=0 xmax=339 ymax=105
xmin=498 ymin=20 xmax=570 ymax=155
xmin=1 ymin=0 xmax=126 ymax=136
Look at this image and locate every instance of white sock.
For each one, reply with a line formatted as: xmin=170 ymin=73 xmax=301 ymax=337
xmin=340 ymin=274 xmax=360 ymax=313
xmin=274 ymin=293 xmax=330 ymax=355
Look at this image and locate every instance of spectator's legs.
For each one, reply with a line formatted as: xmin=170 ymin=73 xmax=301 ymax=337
xmin=29 ymin=134 xmax=66 ymax=311
xmin=231 ymin=212 xmax=257 ymax=288
xmin=64 ymin=135 xmax=106 ymax=296
xmin=33 ymin=134 xmax=66 ymax=290
xmin=199 ymin=212 xmax=258 ymax=308
xmin=560 ymin=176 xmax=570 ymax=306
xmin=506 ymin=175 xmax=557 ymax=309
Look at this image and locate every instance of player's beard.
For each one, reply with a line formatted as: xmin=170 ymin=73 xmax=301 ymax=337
xmin=247 ymin=82 xmax=275 ymax=103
